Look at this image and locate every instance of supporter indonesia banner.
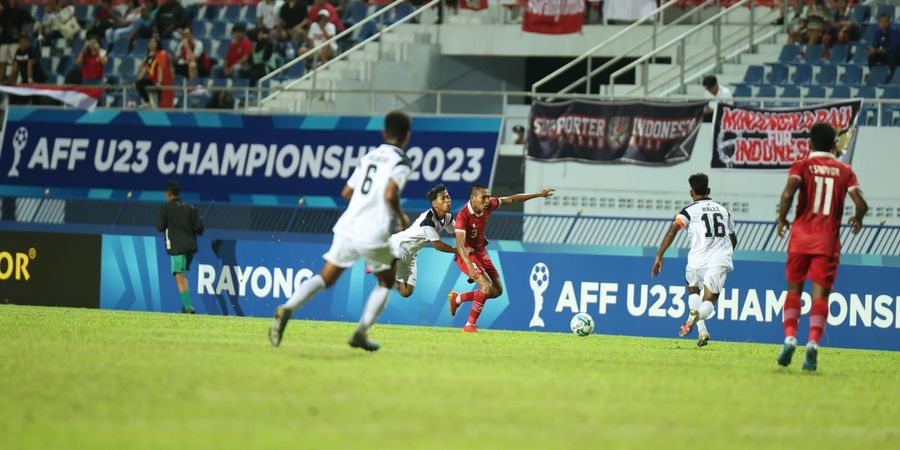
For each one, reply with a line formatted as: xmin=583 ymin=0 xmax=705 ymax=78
xmin=527 ymin=99 xmax=706 ymax=165
xmin=711 ymin=99 xmax=862 ymax=169
xmin=523 ymin=0 xmax=584 ymax=34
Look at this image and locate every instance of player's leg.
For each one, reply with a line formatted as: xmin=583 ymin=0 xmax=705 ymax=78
xmin=778 ymin=252 xmax=810 ymax=366
xmin=448 ymin=253 xmax=493 ymax=319
xmin=456 ymin=254 xmax=494 ymax=332
xmin=171 ymin=254 xmax=195 ymax=313
xmin=685 ymin=285 xmax=710 ymax=346
xmin=349 ymin=247 xmax=399 ymax=351
xmin=802 ymin=255 xmax=837 ymax=371
xmin=393 ymin=255 xmax=416 ymax=298
xmin=680 ymin=270 xmax=703 ymax=338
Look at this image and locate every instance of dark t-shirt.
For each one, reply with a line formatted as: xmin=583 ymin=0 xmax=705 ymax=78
xmin=279 ymin=0 xmax=308 ymax=29
xmin=14 ymin=46 xmax=46 ymax=83
xmin=0 ymin=6 xmax=35 ymax=44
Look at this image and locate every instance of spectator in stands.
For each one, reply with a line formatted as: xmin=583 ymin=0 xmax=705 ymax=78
xmin=868 ymin=12 xmax=900 ymax=73
xmin=155 ymin=0 xmax=188 ymax=39
xmin=307 ymin=9 xmax=337 ymax=66
xmin=175 ymin=26 xmax=210 ymax=81
xmin=512 ymin=125 xmax=525 ymax=145
xmin=54 ymin=0 xmax=82 ymax=41
xmin=309 ymin=0 xmax=345 ymax=32
xmin=136 ymin=37 xmax=174 ymax=108
xmin=0 ymin=0 xmax=35 ymax=80
xmin=256 ymin=0 xmax=284 ymax=40
xmin=222 ymin=23 xmax=252 ymax=78
xmin=88 ymin=0 xmax=122 ymax=42
xmin=702 ymin=75 xmax=732 ymax=122
xmin=105 ymin=0 xmax=143 ymax=51
xmin=249 ymin=27 xmax=276 ymax=86
xmin=787 ymin=0 xmax=830 ymax=46
xmin=127 ymin=0 xmax=158 ymax=52
xmin=68 ymin=37 xmax=108 ymax=85
xmin=36 ymin=0 xmax=62 ymax=47
xmin=279 ymin=0 xmax=309 ymax=45
xmin=275 ymin=26 xmax=299 ymax=62
xmin=7 ymin=33 xmax=46 ymax=85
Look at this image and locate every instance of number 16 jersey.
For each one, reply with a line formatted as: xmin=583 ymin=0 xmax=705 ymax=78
xmin=788 ymin=151 xmax=859 ymax=256
xmin=674 ymin=198 xmax=735 ymax=271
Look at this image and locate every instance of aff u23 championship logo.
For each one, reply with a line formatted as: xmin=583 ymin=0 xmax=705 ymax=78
xmin=529 ymin=263 xmax=549 ymax=328
xmin=7 ymin=127 xmax=29 ymax=178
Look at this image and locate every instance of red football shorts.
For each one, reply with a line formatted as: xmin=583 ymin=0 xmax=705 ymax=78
xmin=455 ymin=250 xmax=499 ymax=280
xmin=786 ymin=252 xmax=839 ymax=289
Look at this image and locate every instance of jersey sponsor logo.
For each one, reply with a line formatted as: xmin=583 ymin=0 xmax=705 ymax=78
xmin=0 ymin=247 xmax=35 ymax=282
xmin=197 ymin=264 xmax=315 ymax=299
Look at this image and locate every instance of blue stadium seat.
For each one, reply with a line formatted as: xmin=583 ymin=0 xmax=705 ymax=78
xmin=133 ymin=39 xmax=149 ymax=56
xmin=781 ymin=85 xmax=801 ymax=99
xmin=742 ymin=65 xmax=763 ymax=84
xmin=357 ymin=21 xmax=379 ymax=43
xmin=757 ymin=85 xmax=776 ymax=98
xmin=806 ymin=85 xmax=827 ymax=98
xmin=245 ymin=6 xmax=258 ymax=22
xmin=211 ymin=21 xmax=230 ymax=39
xmin=828 ymin=44 xmax=849 ymax=64
xmin=868 ymin=65 xmax=889 ymax=85
xmin=852 ymin=4 xmax=870 ymax=24
xmin=344 ymin=1 xmax=369 ymax=27
xmin=815 ymin=64 xmax=837 ymax=84
xmin=859 ymin=106 xmax=877 ymax=126
xmin=766 ymin=64 xmax=788 ymax=84
xmin=831 ymin=85 xmax=851 ymax=98
xmin=884 ymin=86 xmax=900 ymax=98
xmin=110 ymin=38 xmax=130 ymax=56
xmin=389 ymin=1 xmax=415 ymax=24
xmin=213 ymin=43 xmax=229 ymax=60
xmin=223 ymin=5 xmax=242 ymax=21
xmin=286 ymin=63 xmax=305 ymax=78
xmin=192 ymin=21 xmax=209 ymax=37
xmin=791 ymin=64 xmax=812 ymax=84
xmin=857 ymin=86 xmax=876 ymax=98
xmin=118 ymin=58 xmax=136 ymax=77
xmin=888 ymin=70 xmax=900 ymax=85
xmin=203 ymin=5 xmax=221 ymax=20
xmin=841 ymin=65 xmax=863 ymax=85
xmin=850 ymin=43 xmax=869 ymax=65
xmin=74 ymin=5 xmax=93 ymax=21
xmin=233 ymin=78 xmax=250 ymax=88
xmin=875 ymin=4 xmax=894 ymax=22
xmin=733 ymin=84 xmax=752 ymax=97
xmin=804 ymin=44 xmax=825 ymax=63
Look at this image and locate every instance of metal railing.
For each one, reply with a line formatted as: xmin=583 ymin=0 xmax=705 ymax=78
xmin=257 ymin=0 xmax=441 ymax=109
xmin=3 ymin=196 xmax=899 ymax=256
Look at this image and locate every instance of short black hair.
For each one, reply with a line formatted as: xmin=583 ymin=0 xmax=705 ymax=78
xmin=384 ymin=110 xmax=411 ymax=141
xmin=702 ymin=75 xmax=718 ymax=88
xmin=232 ymin=23 xmax=246 ymax=33
xmin=427 ymin=184 xmax=447 ymax=201
xmin=880 ymin=12 xmax=891 ymax=21
xmin=469 ymin=183 xmax=487 ymax=197
xmin=689 ymin=173 xmax=709 ymax=196
xmin=810 ymin=122 xmax=837 ymax=152
xmin=165 ymin=180 xmax=182 ymax=196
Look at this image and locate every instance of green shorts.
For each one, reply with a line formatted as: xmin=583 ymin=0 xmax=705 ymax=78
xmin=170 ymin=254 xmax=194 ymax=275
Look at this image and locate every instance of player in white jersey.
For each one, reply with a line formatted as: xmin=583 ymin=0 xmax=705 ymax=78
xmin=269 ymin=111 xmax=413 ymax=352
xmin=390 ymin=184 xmax=457 ymax=298
xmin=652 ymin=173 xmax=738 ymax=347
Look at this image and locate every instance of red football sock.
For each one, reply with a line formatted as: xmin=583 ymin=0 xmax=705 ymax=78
xmin=467 ymin=291 xmax=488 ymax=325
xmin=783 ymin=291 xmax=801 ymax=339
xmin=808 ymin=297 xmax=828 ymax=344
xmin=459 ymin=291 xmax=476 ymax=303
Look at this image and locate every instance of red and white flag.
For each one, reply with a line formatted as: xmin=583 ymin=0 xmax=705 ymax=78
xmin=0 ymin=85 xmax=103 ymax=110
xmin=522 ymin=0 xmax=584 ymax=34
xmin=459 ymin=0 xmax=489 ymax=11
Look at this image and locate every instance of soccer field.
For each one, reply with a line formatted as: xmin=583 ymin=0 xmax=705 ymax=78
xmin=1 ymin=306 xmax=897 ymax=450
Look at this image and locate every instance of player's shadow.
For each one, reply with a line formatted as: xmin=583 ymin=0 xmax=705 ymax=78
xmin=211 ymin=239 xmax=245 ymax=316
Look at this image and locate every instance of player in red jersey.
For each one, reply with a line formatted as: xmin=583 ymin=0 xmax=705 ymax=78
xmin=447 ymin=184 xmax=555 ymax=333
xmin=775 ymin=122 xmax=868 ymax=371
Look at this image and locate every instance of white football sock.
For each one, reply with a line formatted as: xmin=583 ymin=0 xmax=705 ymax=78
xmin=697 ymin=300 xmax=715 ymax=321
xmin=689 ymin=293 xmax=708 ymax=334
xmin=356 ymin=285 xmax=391 ymax=336
xmin=283 ymin=275 xmax=326 ymax=312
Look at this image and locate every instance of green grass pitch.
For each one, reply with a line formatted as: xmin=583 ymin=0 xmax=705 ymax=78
xmin=1 ymin=305 xmax=898 ymax=450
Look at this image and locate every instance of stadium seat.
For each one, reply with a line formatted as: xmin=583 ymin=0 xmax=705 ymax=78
xmin=344 ymin=1 xmax=369 ymax=27
xmin=857 ymin=86 xmax=876 ymax=98
xmin=757 ymin=85 xmax=776 ymax=98
xmin=766 ymin=64 xmax=788 ymax=84
xmin=791 ymin=64 xmax=812 ymax=84
xmin=110 ymin=38 xmax=130 ymax=56
xmin=777 ymin=44 xmax=800 ymax=63
xmin=831 ymin=85 xmax=851 ymax=98
xmin=875 ymin=4 xmax=894 ymax=22
xmin=850 ymin=43 xmax=869 ymax=65
xmin=389 ymin=1 xmax=415 ymax=24
xmin=211 ymin=21 xmax=230 ymax=39
xmin=222 ymin=5 xmax=241 ymax=21
xmin=815 ymin=64 xmax=837 ymax=84
xmin=841 ymin=66 xmax=863 ymax=85
xmin=133 ymin=39 xmax=149 ymax=56
xmin=803 ymin=44 xmax=825 ymax=63
xmin=884 ymin=86 xmax=900 ymax=98
xmin=859 ymin=106 xmax=877 ymax=126
xmin=245 ymin=5 xmax=258 ymax=21
xmin=781 ymin=85 xmax=801 ymax=99
xmin=118 ymin=58 xmax=136 ymax=77
xmin=868 ymin=65 xmax=889 ymax=86
xmin=828 ymin=44 xmax=849 ymax=64
xmin=806 ymin=85 xmax=827 ymax=98
xmin=203 ymin=5 xmax=221 ymax=20
xmin=742 ymin=65 xmax=763 ymax=84
xmin=732 ymin=84 xmax=751 ymax=97
xmin=192 ymin=21 xmax=209 ymax=37
xmin=852 ymin=4 xmax=870 ymax=24
xmin=889 ymin=70 xmax=900 ymax=85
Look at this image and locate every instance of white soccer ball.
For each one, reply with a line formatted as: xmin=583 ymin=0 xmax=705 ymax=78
xmin=570 ymin=313 xmax=594 ymax=337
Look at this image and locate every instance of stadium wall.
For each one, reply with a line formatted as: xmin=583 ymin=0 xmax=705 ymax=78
xmin=5 ymin=229 xmax=896 ymax=351
xmin=525 ymin=124 xmax=900 ymax=225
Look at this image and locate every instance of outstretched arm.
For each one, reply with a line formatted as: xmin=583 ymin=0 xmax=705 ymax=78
xmin=776 ymin=176 xmax=802 ymax=238
xmin=847 ymin=187 xmax=868 ymax=235
xmin=429 ymin=240 xmax=457 ymax=254
xmin=385 ymin=179 xmax=409 ymax=231
xmin=651 ymin=223 xmax=680 ymax=277
xmin=730 ymin=232 xmax=738 ymax=249
xmin=499 ymin=188 xmax=555 ymax=206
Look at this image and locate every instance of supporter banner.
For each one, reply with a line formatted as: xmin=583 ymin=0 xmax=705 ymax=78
xmin=522 ymin=0 xmax=584 ymax=34
xmin=0 ymin=108 xmax=501 ymax=200
xmin=527 ymin=99 xmax=706 ymax=165
xmin=0 ymin=231 xmax=101 ymax=308
xmin=100 ymin=234 xmax=900 ymax=351
xmin=0 ymin=85 xmax=103 ymax=110
xmin=712 ymin=99 xmax=862 ymax=169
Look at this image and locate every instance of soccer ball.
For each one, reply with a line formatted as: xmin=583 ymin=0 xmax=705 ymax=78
xmin=13 ymin=127 xmax=28 ymax=148
xmin=570 ymin=313 xmax=594 ymax=337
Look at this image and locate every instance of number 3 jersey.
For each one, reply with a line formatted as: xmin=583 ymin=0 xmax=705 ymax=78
xmin=788 ymin=151 xmax=859 ymax=256
xmin=674 ymin=198 xmax=735 ymax=271
xmin=332 ymin=144 xmax=412 ymax=245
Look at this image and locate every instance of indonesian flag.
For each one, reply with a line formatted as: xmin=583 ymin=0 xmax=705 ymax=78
xmin=523 ymin=0 xmax=584 ymax=34
xmin=460 ymin=0 xmax=489 ymax=11
xmin=0 ymin=85 xmax=103 ymax=110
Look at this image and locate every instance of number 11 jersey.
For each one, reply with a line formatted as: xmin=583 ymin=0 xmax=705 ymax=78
xmin=675 ymin=198 xmax=735 ymax=271
xmin=788 ymin=151 xmax=859 ymax=256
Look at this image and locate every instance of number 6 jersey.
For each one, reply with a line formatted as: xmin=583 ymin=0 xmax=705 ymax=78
xmin=787 ymin=150 xmax=859 ymax=256
xmin=674 ymin=198 xmax=735 ymax=271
